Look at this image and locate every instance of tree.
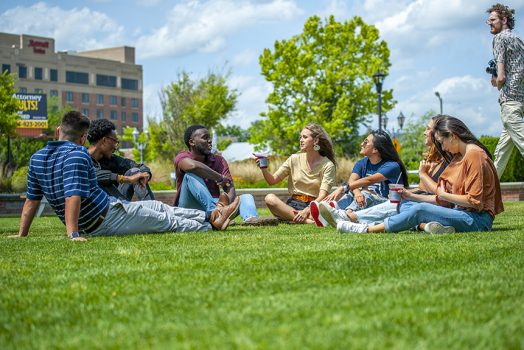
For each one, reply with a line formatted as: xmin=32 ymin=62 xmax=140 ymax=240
xmin=152 ymin=71 xmax=238 ymax=159
xmin=0 ymin=71 xmax=20 ymax=181
xmin=251 ymin=15 xmax=394 ymax=156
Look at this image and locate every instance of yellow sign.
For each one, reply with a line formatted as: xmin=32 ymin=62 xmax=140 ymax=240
xmin=16 ymin=119 xmax=48 ymax=129
xmin=393 ymin=137 xmax=401 ymax=153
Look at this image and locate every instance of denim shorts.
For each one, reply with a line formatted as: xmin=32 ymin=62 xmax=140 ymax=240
xmin=286 ymin=198 xmax=310 ymax=211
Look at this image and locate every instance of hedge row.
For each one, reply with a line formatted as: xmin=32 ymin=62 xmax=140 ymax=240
xmin=480 ymin=136 xmax=524 ymax=182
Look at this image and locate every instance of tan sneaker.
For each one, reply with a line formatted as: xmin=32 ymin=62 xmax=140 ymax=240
xmin=210 ymin=196 xmax=240 ymax=230
xmin=216 ymin=192 xmax=230 ymax=208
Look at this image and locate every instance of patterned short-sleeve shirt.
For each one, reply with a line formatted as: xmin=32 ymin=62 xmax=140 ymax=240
xmin=492 ymin=29 xmax=524 ymax=104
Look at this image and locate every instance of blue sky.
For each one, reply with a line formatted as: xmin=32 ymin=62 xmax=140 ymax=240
xmin=1 ymin=0 xmax=523 ymax=137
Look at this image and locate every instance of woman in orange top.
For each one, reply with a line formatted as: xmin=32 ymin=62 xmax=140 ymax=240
xmin=337 ymin=115 xmax=504 ymax=234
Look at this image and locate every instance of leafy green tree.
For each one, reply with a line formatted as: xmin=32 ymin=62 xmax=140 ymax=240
xmin=252 ymin=15 xmax=394 ymax=156
xmin=152 ymin=71 xmax=238 ymax=159
xmin=0 ymin=71 xmax=20 ymax=171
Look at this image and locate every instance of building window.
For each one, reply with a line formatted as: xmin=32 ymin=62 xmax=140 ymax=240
xmin=121 ymin=111 xmax=126 ymax=121
xmin=82 ymin=93 xmax=90 ymax=104
xmin=132 ymin=112 xmax=139 ymax=122
xmin=131 ymin=98 xmax=139 ymax=108
xmin=2 ymin=64 xmax=10 ymax=74
xmin=109 ymin=95 xmax=117 ymax=106
xmin=110 ymin=110 xmax=118 ymax=120
xmin=19 ymin=87 xmax=27 ymax=93
xmin=122 ymin=78 xmax=138 ymax=90
xmin=96 ymin=74 xmax=117 ymax=87
xmin=50 ymin=89 xmax=58 ymax=97
xmin=121 ymin=97 xmax=126 ymax=107
xmin=96 ymin=94 xmax=104 ymax=105
xmin=18 ymin=65 xmax=27 ymax=79
xmin=66 ymin=71 xmax=89 ymax=84
xmin=50 ymin=69 xmax=58 ymax=82
xmin=34 ymin=67 xmax=43 ymax=80
xmin=65 ymin=91 xmax=74 ymax=102
xmin=35 ymin=88 xmax=44 ymax=93
xmin=96 ymin=109 xmax=104 ymax=119
xmin=82 ymin=108 xmax=89 ymax=117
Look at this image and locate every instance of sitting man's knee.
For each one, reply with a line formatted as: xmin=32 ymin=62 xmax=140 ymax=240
xmin=125 ymin=167 xmax=141 ymax=176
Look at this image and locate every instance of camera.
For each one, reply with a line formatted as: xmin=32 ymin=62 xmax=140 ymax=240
xmin=486 ymin=59 xmax=497 ymax=77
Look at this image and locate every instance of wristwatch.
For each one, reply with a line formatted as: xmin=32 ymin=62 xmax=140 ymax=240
xmin=69 ymin=231 xmax=80 ymax=240
xmin=342 ymin=184 xmax=350 ymax=194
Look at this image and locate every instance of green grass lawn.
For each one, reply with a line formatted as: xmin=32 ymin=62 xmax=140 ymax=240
xmin=1 ymin=203 xmax=523 ymax=349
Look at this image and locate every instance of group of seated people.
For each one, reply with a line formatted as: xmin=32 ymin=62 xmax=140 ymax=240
xmin=15 ymin=110 xmax=503 ymax=241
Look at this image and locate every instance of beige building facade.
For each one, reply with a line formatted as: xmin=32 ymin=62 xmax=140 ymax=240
xmin=0 ymin=32 xmax=143 ymax=135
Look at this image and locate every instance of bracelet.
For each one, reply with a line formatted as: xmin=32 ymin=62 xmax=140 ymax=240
xmin=117 ymin=175 xmax=125 ymax=184
xmin=69 ymin=231 xmax=80 ymax=240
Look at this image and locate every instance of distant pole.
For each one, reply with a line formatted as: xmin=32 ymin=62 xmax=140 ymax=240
xmin=435 ymin=91 xmax=443 ymax=115
xmin=373 ymin=71 xmax=386 ymax=131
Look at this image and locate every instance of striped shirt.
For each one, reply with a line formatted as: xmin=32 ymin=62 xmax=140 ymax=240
xmin=27 ymin=140 xmax=109 ymax=230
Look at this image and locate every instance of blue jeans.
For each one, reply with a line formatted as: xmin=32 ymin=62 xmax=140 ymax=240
xmin=383 ymin=201 xmax=494 ymax=233
xmin=178 ymin=173 xmax=258 ymax=221
xmin=337 ymin=190 xmax=387 ymax=212
xmin=87 ymin=197 xmax=211 ymax=236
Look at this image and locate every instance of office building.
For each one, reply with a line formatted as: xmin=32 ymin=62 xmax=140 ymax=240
xmin=0 ymin=32 xmax=143 ymax=136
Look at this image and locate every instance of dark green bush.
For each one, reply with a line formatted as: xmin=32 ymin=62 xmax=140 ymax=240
xmin=11 ymin=166 xmax=28 ymax=193
xmin=480 ymin=136 xmax=524 ymax=182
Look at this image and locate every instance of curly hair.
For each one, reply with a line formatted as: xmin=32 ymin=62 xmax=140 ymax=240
xmin=87 ymin=119 xmax=116 ymax=144
xmin=303 ymin=123 xmax=337 ymax=167
xmin=487 ymin=3 xmax=515 ymax=29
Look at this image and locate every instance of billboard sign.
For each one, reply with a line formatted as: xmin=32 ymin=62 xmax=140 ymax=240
xmin=14 ymin=93 xmax=48 ymax=129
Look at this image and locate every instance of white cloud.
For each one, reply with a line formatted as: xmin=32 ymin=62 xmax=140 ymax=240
xmin=232 ymin=49 xmax=257 ymax=67
xmin=0 ymin=2 xmax=125 ymax=50
xmin=136 ymin=0 xmax=303 ymax=59
xmin=226 ymin=75 xmax=272 ymax=128
xmin=389 ymin=75 xmax=501 ymax=136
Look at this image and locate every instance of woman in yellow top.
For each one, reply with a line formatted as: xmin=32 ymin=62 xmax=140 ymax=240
xmin=256 ymin=123 xmax=337 ymax=224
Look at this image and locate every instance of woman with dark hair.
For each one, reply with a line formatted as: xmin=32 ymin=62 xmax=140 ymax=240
xmin=337 ymin=115 xmax=504 ymax=234
xmin=311 ymin=129 xmax=408 ymax=227
xmin=256 ymin=123 xmax=336 ymax=224
xmin=318 ymin=116 xmax=447 ymax=227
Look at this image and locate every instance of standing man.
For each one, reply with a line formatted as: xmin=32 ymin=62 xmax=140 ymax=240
xmin=487 ymin=3 xmax=524 ymax=178
xmin=15 ymin=112 xmax=240 ymax=241
xmin=87 ymin=119 xmax=154 ymax=201
xmin=174 ymin=125 xmax=277 ymax=226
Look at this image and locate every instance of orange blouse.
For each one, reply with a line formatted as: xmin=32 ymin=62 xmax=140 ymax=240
xmin=437 ymin=146 xmax=504 ymax=217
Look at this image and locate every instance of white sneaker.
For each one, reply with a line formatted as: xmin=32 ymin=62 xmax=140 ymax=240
xmin=319 ymin=202 xmax=349 ymax=227
xmin=309 ymin=201 xmax=328 ymax=227
xmin=337 ymin=221 xmax=368 ymax=233
xmin=424 ymin=221 xmax=455 ymax=234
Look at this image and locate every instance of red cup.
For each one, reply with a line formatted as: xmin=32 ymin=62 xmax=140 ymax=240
xmin=388 ymin=184 xmax=404 ymax=204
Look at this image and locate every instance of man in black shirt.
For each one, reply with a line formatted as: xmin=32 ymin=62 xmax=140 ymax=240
xmin=87 ymin=119 xmax=154 ymax=201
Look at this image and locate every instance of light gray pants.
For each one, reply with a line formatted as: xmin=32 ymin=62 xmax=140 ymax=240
xmin=494 ymin=100 xmax=524 ymax=178
xmin=87 ymin=197 xmax=211 ymax=236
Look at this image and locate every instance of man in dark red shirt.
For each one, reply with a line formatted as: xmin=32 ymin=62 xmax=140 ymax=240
xmin=174 ymin=125 xmax=275 ymax=225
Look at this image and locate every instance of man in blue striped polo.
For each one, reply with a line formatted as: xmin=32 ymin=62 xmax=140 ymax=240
xmin=16 ymin=111 xmax=240 ymax=241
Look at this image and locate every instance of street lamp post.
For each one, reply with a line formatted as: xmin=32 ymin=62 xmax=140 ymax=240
xmin=398 ymin=111 xmax=406 ymax=131
xmin=132 ymin=128 xmax=148 ymax=164
xmin=434 ymin=91 xmax=443 ymax=115
xmin=382 ymin=114 xmax=389 ymax=131
xmin=373 ymin=71 xmax=386 ymax=131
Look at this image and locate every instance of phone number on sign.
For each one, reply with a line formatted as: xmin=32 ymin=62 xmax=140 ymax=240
xmin=16 ymin=120 xmax=48 ymax=129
